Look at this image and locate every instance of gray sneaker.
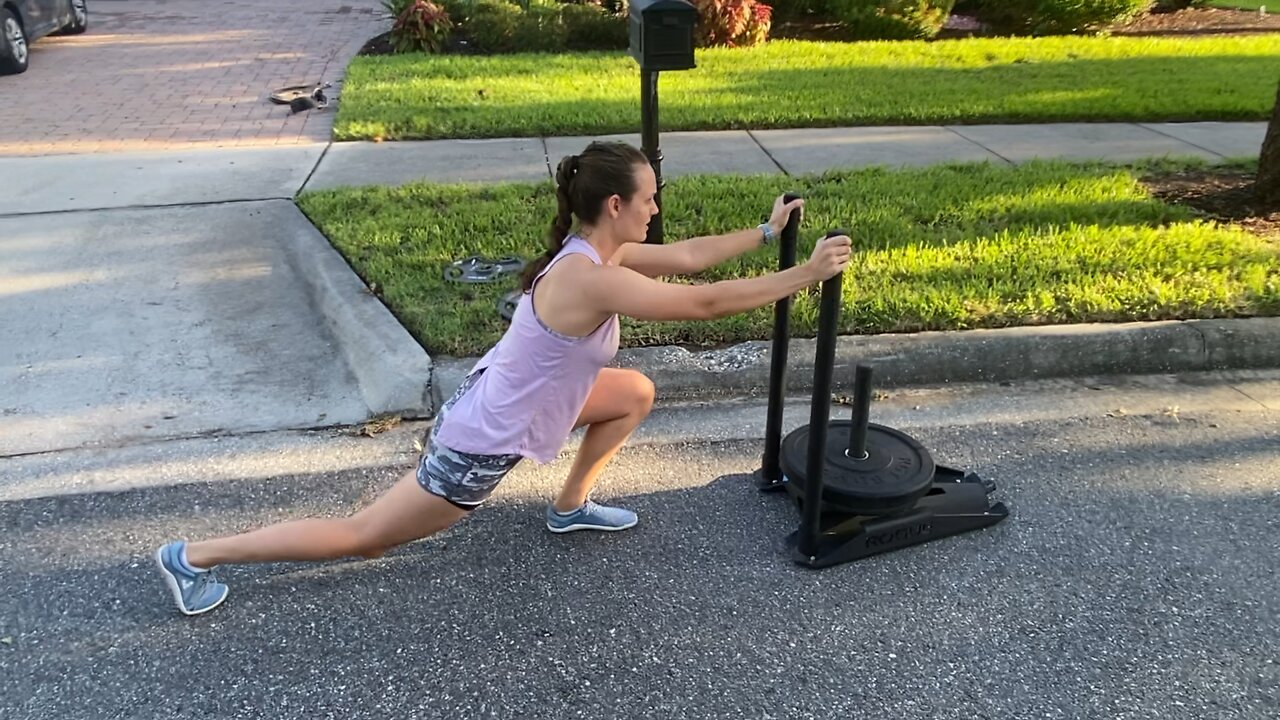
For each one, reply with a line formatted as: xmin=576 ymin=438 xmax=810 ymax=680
xmin=154 ymin=541 xmax=228 ymax=616
xmin=546 ymin=500 xmax=638 ymax=533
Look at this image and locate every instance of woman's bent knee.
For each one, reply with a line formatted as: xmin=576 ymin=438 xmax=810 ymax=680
xmin=625 ymin=370 xmax=656 ymax=415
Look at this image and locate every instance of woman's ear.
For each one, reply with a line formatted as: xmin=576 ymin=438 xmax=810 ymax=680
xmin=606 ymin=194 xmax=623 ymax=219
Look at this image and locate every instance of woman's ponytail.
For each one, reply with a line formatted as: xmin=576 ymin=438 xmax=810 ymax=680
xmin=550 ymin=154 xmax=578 ymax=243
xmin=520 ymin=154 xmax=579 ymax=292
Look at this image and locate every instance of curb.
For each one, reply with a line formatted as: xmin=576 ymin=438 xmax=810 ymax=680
xmin=430 ymin=317 xmax=1280 ymax=406
xmin=278 ymin=201 xmax=434 ymax=417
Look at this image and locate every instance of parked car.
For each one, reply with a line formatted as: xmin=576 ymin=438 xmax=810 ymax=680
xmin=1 ymin=0 xmax=87 ymax=75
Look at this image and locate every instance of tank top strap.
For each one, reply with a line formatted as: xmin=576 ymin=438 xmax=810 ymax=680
xmin=535 ymin=235 xmax=602 ymax=283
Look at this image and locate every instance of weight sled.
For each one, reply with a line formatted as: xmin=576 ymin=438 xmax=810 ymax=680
xmin=754 ymin=196 xmax=1009 ymax=570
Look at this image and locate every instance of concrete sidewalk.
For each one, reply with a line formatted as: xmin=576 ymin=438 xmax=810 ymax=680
xmin=3 ymin=122 xmax=1262 ymax=214
xmin=301 ymin=121 xmax=1266 ymax=191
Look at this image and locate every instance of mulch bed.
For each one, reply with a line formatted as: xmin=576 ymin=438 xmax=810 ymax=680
xmin=359 ymin=32 xmax=393 ymax=56
xmin=1142 ymin=170 xmax=1280 ymax=238
xmin=358 ymin=32 xmax=478 ymax=56
xmin=1111 ymin=7 xmax=1280 ymax=36
xmin=774 ymin=6 xmax=1280 ymax=40
xmin=1118 ymin=7 xmax=1280 ymax=238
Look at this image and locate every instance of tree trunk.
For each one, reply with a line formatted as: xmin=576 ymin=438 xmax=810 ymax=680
xmin=1256 ymin=79 xmax=1280 ymax=205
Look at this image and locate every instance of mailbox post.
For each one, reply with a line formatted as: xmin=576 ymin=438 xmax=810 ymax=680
xmin=628 ymin=0 xmax=697 ymax=244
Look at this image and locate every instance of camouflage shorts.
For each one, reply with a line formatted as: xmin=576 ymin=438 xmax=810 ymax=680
xmin=416 ymin=371 xmax=522 ymax=510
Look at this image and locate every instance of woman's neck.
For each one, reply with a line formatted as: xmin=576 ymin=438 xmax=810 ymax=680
xmin=577 ymin=226 xmax=623 ymax=264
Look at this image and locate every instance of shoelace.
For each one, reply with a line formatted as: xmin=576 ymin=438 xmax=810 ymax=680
xmin=190 ymin=571 xmax=210 ymax=598
xmin=191 ymin=567 xmax=221 ymax=597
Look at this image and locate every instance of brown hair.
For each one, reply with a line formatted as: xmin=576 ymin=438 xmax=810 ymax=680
xmin=520 ymin=141 xmax=650 ymax=292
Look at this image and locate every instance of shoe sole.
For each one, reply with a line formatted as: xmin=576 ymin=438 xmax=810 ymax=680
xmin=154 ymin=547 xmax=227 ymax=617
xmin=545 ymin=518 xmax=638 ymax=534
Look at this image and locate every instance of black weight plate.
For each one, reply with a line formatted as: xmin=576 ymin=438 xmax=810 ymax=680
xmin=497 ymin=290 xmax=520 ymax=321
xmin=444 ymin=262 xmax=501 ymax=283
xmin=445 ymin=255 xmax=525 ymax=283
xmin=491 ymin=255 xmax=526 ymax=273
xmin=780 ymin=421 xmax=935 ymax=515
xmin=268 ymin=84 xmax=315 ymax=105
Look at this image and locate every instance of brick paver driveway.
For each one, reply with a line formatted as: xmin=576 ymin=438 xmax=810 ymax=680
xmin=0 ymin=0 xmax=387 ymax=156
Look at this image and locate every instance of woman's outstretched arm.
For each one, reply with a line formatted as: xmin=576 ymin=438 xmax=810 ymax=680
xmin=586 ymin=233 xmax=851 ymax=322
xmin=612 ymin=195 xmax=804 ymax=277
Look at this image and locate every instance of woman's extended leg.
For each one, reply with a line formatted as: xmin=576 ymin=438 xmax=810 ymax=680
xmin=547 ymin=368 xmax=654 ymax=531
xmin=155 ymin=468 xmax=468 ymax=615
xmin=185 ymin=469 xmax=468 ymax=568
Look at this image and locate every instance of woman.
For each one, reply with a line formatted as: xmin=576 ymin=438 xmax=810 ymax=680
xmin=155 ymin=141 xmax=852 ymax=616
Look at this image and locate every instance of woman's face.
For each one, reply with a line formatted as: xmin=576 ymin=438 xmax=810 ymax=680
xmin=614 ymin=163 xmax=660 ymax=243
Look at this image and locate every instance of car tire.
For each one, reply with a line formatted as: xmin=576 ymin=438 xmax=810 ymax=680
xmin=56 ymin=0 xmax=88 ymax=36
xmin=0 ymin=9 xmax=29 ymax=76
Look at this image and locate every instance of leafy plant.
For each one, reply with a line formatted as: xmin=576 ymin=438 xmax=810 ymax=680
xmin=383 ymin=0 xmax=453 ymax=53
xmin=740 ymin=1 xmax=774 ymax=46
xmin=691 ymin=0 xmax=775 ymax=47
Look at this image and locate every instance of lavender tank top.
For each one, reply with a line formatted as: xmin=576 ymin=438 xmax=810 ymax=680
xmin=432 ymin=236 xmax=620 ymax=463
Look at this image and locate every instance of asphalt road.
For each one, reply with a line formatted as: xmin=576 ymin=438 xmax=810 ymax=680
xmin=2 ymin=391 xmax=1277 ymax=719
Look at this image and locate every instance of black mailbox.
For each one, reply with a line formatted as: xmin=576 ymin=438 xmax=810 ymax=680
xmin=629 ymin=0 xmax=697 ymax=72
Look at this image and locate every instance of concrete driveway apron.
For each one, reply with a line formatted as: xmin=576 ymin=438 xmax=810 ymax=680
xmin=0 ymin=3 xmax=430 ymax=457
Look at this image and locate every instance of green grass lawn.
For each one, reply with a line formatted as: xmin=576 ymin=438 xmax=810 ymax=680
xmin=296 ymin=160 xmax=1279 ymax=358
xmin=334 ymin=35 xmax=1280 ymax=141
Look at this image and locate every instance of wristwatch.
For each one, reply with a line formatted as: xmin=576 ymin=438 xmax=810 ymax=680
xmin=758 ymin=222 xmax=776 ymax=245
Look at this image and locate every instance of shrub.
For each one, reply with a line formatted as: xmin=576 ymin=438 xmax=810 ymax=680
xmin=435 ymin=0 xmax=474 ymax=18
xmin=463 ymin=0 xmax=522 ymax=52
xmin=561 ymin=0 xmax=626 ymax=10
xmin=459 ymin=0 xmax=626 ymax=53
xmin=831 ymin=0 xmax=955 ymax=40
xmin=769 ymin=0 xmax=831 ymax=22
xmin=691 ymin=0 xmax=774 ymax=47
xmin=465 ymin=0 xmax=567 ymax=52
xmin=510 ymin=3 xmax=568 ymax=51
xmin=966 ymin=0 xmax=1151 ymax=36
xmin=560 ymin=2 xmax=628 ymax=50
xmin=383 ymin=0 xmax=453 ymax=53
